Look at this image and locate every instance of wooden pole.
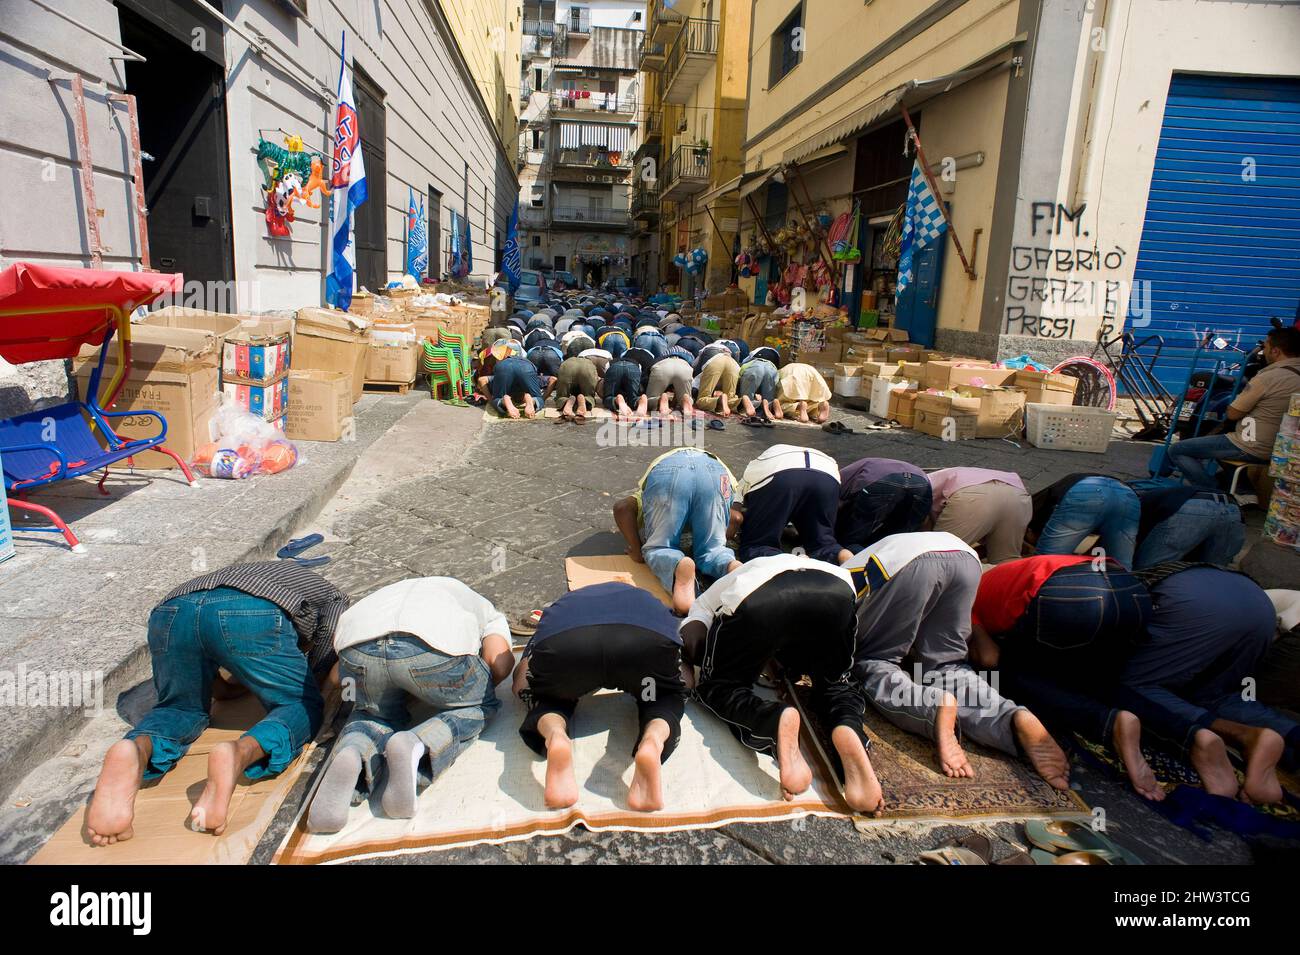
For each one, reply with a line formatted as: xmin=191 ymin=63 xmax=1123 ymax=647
xmin=900 ymin=104 xmax=976 ymax=279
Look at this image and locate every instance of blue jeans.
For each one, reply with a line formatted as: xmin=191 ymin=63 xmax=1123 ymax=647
xmin=1133 ymin=494 xmax=1245 ymax=568
xmin=127 ymin=588 xmax=323 ymax=780
xmin=334 ymin=634 xmax=499 ymax=794
xmin=489 ymin=356 xmax=543 ymax=414
xmin=836 ymin=471 xmax=932 ymax=551
xmin=634 ymin=332 xmax=669 ymax=361
xmin=602 ymin=359 xmax=644 ymax=410
xmin=641 ymin=451 xmax=736 ymax=594
xmin=1036 ymin=477 xmax=1140 ymax=567
xmin=1166 ymin=433 xmax=1264 ymax=489
xmin=738 ymin=359 xmax=778 ymax=402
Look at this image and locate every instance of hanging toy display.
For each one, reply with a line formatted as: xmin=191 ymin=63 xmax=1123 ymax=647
xmin=735 ymin=251 xmax=757 ymax=277
xmin=256 ymin=132 xmax=324 ymax=239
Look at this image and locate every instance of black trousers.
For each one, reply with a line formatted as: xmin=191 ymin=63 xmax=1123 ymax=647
xmin=519 ymin=624 xmax=686 ymax=761
xmin=696 ymin=569 xmax=868 ymax=759
xmin=835 ymin=472 xmax=933 ymax=551
xmin=738 ymin=469 xmax=844 ymax=563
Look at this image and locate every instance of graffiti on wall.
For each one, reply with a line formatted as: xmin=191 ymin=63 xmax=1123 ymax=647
xmin=1003 ymin=201 xmax=1146 ymax=339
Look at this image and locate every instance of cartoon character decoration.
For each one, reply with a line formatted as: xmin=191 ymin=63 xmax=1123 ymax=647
xmin=256 ymin=133 xmax=323 ymax=238
xmin=735 ymin=251 xmax=757 ymax=278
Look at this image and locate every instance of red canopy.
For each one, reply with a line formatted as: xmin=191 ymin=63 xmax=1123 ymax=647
xmin=0 ymin=262 xmax=182 ymax=365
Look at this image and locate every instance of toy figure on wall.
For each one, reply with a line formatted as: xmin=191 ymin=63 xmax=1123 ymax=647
xmin=256 ymin=132 xmax=327 ymax=238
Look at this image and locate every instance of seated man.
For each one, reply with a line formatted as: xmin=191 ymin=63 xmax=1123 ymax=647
xmin=601 ymin=350 xmax=650 ymax=417
xmin=1131 ymin=482 xmax=1245 ymax=569
xmin=684 ymin=554 xmax=884 ymax=813
xmin=513 ymin=582 xmax=687 ymax=811
xmin=1027 ymin=473 xmax=1140 ymax=567
xmin=646 ymin=354 xmax=696 ymax=416
xmin=613 ymin=447 xmax=742 ymax=613
xmin=776 ymin=362 xmax=833 ymax=423
xmin=1167 ymin=326 xmax=1300 ymax=489
xmin=695 ymin=351 xmax=741 ymax=416
xmin=850 ymin=532 xmax=1070 ymax=790
xmin=549 ymin=354 xmax=599 ymax=421
xmin=489 ymin=354 xmax=545 ymax=418
xmin=737 ymin=347 xmax=783 ymax=420
xmin=307 ymin=577 xmax=514 ymax=832
xmin=86 ymin=561 xmax=348 ymax=845
xmin=836 ymin=457 xmax=932 ymax=552
xmin=928 ymin=466 xmax=1032 ymax=564
xmin=1121 ymin=562 xmax=1297 ymax=803
xmin=735 ymin=444 xmax=850 ymax=565
xmin=967 ymin=555 xmax=1162 ymax=800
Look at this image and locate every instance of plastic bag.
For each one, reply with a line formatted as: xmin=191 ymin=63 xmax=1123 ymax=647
xmin=191 ymin=405 xmax=299 ymax=479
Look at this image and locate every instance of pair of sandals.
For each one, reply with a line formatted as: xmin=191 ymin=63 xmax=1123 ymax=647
xmin=919 ymin=821 xmax=1140 ymax=866
xmin=276 ymin=533 xmax=331 ymax=568
xmin=557 ymin=410 xmax=589 ymax=425
xmin=740 ymin=414 xmax=774 ymax=428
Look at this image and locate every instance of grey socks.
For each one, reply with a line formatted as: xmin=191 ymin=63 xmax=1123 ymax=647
xmin=307 ymin=746 xmax=362 ymax=834
xmin=381 ymin=731 xmax=426 ymax=820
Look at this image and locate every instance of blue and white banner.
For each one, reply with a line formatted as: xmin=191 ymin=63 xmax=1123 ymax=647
xmin=405 ymin=187 xmax=428 ymax=281
xmin=325 ymin=33 xmax=368 ymax=310
xmin=502 ymin=200 xmax=521 ymax=293
xmin=895 ymin=159 xmax=946 ymax=302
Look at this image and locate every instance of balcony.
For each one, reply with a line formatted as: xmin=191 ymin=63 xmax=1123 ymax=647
xmin=550 ymin=143 xmax=634 ymax=176
xmin=638 ymin=36 xmax=666 ymax=71
xmin=564 ymin=9 xmax=591 ymax=35
xmin=661 ymin=144 xmax=710 ymax=200
xmin=520 ymin=206 xmax=548 ymax=229
xmin=641 ymin=110 xmax=662 ymax=142
xmin=663 ymin=19 xmax=718 ymax=105
xmin=549 ymin=205 xmax=631 ymax=230
xmin=631 ymin=183 xmax=660 ymax=222
xmin=549 ymin=91 xmax=635 ymax=119
xmin=522 ymin=19 xmax=555 ymax=38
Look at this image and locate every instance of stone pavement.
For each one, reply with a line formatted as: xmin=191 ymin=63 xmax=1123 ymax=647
xmin=1 ymin=394 xmax=1289 ymax=863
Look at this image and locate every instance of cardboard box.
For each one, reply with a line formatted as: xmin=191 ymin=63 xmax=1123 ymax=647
xmin=1014 ymin=369 xmax=1078 ymax=406
xmin=913 ymin=393 xmax=979 ymax=440
xmin=887 ymin=345 xmax=924 ymax=363
xmin=924 ymin=360 xmax=1016 ymax=391
xmin=834 ymin=363 xmax=862 ymax=379
xmin=898 ymin=361 xmax=927 ymax=383
xmin=222 ymin=320 xmax=292 ymax=385
xmin=888 ymin=389 xmax=920 ymax=428
xmin=841 ymin=344 xmax=886 ymax=363
xmin=143 ymin=307 xmax=243 ymax=339
xmin=366 ymin=341 xmax=419 ymax=384
xmin=960 ymin=386 xmax=1027 ymax=438
xmin=73 ymin=324 xmax=222 ymax=469
xmin=870 ymin=376 xmax=910 ymax=419
xmin=222 ymin=375 xmax=289 ymax=422
xmin=866 ymin=327 xmax=910 ymax=343
xmin=294 ymin=308 xmax=370 ymax=403
xmin=286 ymin=370 xmax=353 ymax=442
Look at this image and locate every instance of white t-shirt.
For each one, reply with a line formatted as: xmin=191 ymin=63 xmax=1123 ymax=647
xmin=334 ymin=577 xmax=509 ymax=657
xmin=737 ymin=444 xmax=840 ymax=501
xmin=843 ymin=532 xmax=978 ymax=597
xmin=682 ymin=553 xmax=854 ymax=632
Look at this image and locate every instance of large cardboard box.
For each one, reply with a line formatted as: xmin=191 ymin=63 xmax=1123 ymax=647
xmin=73 ymin=325 xmax=221 ymax=469
xmin=1015 ymin=369 xmax=1078 ymax=406
xmin=794 ymin=347 xmax=841 ymax=371
xmin=914 ymin=393 xmax=979 ymax=440
xmin=888 ymin=389 xmax=920 ymax=428
xmin=294 ymin=308 xmax=370 ymax=403
xmin=286 ymin=371 xmax=353 ymax=442
xmin=222 ymin=375 xmax=289 ymax=422
xmin=870 ymin=376 xmax=910 ymax=419
xmin=887 ymin=345 xmax=924 ymax=363
xmin=145 ymin=309 xmax=293 ymax=385
xmin=961 ymin=386 xmax=1027 ymax=438
xmin=366 ymin=341 xmax=419 ymax=384
xmin=924 ymin=360 xmax=1016 ymax=391
xmin=143 ymin=307 xmax=243 ymax=339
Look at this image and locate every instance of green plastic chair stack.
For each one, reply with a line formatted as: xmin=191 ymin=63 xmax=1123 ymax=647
xmin=436 ymin=329 xmax=472 ymax=397
xmin=421 ymin=340 xmax=460 ymax=400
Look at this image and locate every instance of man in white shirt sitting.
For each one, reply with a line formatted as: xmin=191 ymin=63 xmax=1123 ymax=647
xmin=734 ymin=444 xmax=852 ymax=566
xmin=306 ymin=577 xmax=515 ymax=833
xmin=683 ymin=554 xmax=884 ymax=814
xmin=847 ymin=532 xmax=1070 ymax=792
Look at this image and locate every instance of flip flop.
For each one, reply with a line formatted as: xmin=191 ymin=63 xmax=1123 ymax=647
xmin=277 ymin=533 xmax=323 ymax=559
xmin=707 ymin=419 xmax=725 ymax=431
xmin=919 ymin=846 xmax=987 ymax=865
xmin=822 ymin=420 xmax=855 ymax=435
xmin=760 ymin=415 xmax=776 ymax=428
xmin=740 ymin=415 xmax=764 ymax=428
xmin=510 ymin=609 xmax=543 ymax=637
xmin=1023 ymin=820 xmax=1132 ymax=863
xmin=575 ymin=413 xmax=588 ymax=425
xmin=291 ymin=554 xmax=331 ymax=568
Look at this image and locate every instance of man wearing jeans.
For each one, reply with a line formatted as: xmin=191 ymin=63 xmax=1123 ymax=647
xmin=836 ymin=457 xmax=932 ymax=552
xmin=1167 ymin=326 xmax=1300 ymax=488
xmin=86 ymin=561 xmax=348 ymax=846
xmin=306 ymin=577 xmax=513 ymax=832
xmin=489 ymin=355 xmax=545 ymax=418
xmin=613 ymin=447 xmax=742 ymax=614
xmin=1027 ymin=473 xmax=1140 ymax=567
xmin=1132 ymin=482 xmax=1245 ymax=568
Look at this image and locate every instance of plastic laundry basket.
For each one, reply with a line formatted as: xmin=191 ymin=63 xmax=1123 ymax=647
xmin=1025 ymin=402 xmax=1116 ymax=453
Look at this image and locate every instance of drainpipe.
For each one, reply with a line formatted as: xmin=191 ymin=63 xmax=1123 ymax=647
xmin=1069 ymin=0 xmax=1114 ymax=208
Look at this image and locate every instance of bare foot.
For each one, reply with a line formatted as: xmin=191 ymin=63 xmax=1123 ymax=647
xmin=815 ymin=402 xmax=831 ymax=424
xmin=776 ymin=707 xmax=813 ymax=800
xmin=671 ymin=556 xmax=696 ymax=615
xmin=1013 ymin=709 xmax=1070 ymax=790
xmin=628 ymin=735 xmax=665 ymax=812
xmin=831 ymin=725 xmax=884 ymax=814
xmin=1238 ymin=726 xmax=1285 ymax=805
xmin=936 ymin=693 xmax=974 ymax=778
xmin=502 ymin=395 xmax=520 ymax=419
xmin=741 ymin=397 xmax=756 ymax=417
xmin=1190 ymin=730 xmax=1238 ymax=798
xmin=682 ymin=397 xmax=694 ymax=417
xmin=718 ymin=394 xmax=730 ymax=416
xmin=797 ymin=402 xmax=810 ymax=424
xmin=1112 ymin=711 xmax=1164 ymax=801
xmin=190 ymin=740 xmax=243 ymax=834
xmin=86 ymin=738 xmax=146 ymax=846
xmin=543 ymin=730 xmax=579 ymax=809
xmin=523 ymin=395 xmax=538 ymax=419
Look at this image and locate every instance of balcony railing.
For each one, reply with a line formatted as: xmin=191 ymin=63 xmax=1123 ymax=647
xmin=520 ymin=206 xmax=548 ymax=228
xmin=565 ymin=9 xmax=592 ymax=34
xmin=549 ymin=91 xmax=635 ymax=116
xmin=550 ymin=206 xmax=630 ymax=226
xmin=550 ymin=145 xmax=634 ymax=170
xmin=663 ymin=18 xmax=718 ymax=102
xmin=522 ymin=19 xmax=555 ymax=38
xmin=638 ymin=36 xmax=666 ymax=68
xmin=631 ymin=184 xmax=661 ymax=219
xmin=662 ymin=144 xmax=711 ymax=197
xmin=643 ymin=110 xmax=662 ymax=138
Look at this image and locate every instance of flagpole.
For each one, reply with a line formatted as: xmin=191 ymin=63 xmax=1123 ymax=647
xmin=900 ymin=105 xmax=976 ymax=279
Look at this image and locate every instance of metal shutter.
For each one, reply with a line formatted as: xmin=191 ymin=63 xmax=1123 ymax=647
xmin=1129 ymin=73 xmax=1300 ymax=390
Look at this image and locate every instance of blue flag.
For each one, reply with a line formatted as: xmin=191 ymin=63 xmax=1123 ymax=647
xmin=502 ymin=200 xmax=521 ymax=293
xmin=405 ymin=187 xmax=428 ymax=280
xmin=447 ymin=209 xmax=462 ymax=277
xmin=462 ymin=211 xmax=473 ymax=278
xmin=895 ymin=159 xmax=946 ymax=303
xmin=325 ymin=33 xmax=367 ymax=310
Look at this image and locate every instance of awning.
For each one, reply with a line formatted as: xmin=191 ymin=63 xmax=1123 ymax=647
xmin=693 ymin=174 xmax=742 ymax=207
xmin=739 ymin=166 xmax=781 ymax=200
xmin=781 ymin=47 xmax=1020 ymax=166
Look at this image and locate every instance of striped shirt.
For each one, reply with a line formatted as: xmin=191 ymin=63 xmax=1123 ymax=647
xmin=162 ymin=561 xmax=349 ymax=673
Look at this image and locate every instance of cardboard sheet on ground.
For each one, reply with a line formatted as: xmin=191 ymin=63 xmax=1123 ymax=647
xmin=30 ymin=695 xmax=317 ymax=865
xmin=564 ymin=554 xmax=672 ymax=606
xmin=274 ymin=675 xmax=850 ymax=864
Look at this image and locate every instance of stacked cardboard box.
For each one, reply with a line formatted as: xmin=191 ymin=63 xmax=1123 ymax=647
xmin=888 ymin=389 xmax=920 ymax=428
xmin=294 ymin=308 xmax=370 ymax=403
xmin=73 ymin=324 xmax=222 ymax=469
xmin=1014 ymin=369 xmax=1078 ymax=406
xmin=286 ymin=370 xmax=354 ymax=442
xmin=924 ymin=360 xmax=1016 ymax=391
xmin=914 ymin=393 xmax=980 ymax=440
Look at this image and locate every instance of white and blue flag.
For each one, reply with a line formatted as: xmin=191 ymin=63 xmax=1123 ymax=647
xmin=326 ymin=33 xmax=368 ymax=310
xmin=895 ymin=159 xmax=945 ymax=302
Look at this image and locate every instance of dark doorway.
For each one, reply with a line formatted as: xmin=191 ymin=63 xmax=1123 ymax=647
xmin=118 ymin=1 xmax=233 ymax=287
xmin=352 ymin=68 xmax=387 ymax=292
xmin=427 ymin=186 xmax=442 ymax=278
